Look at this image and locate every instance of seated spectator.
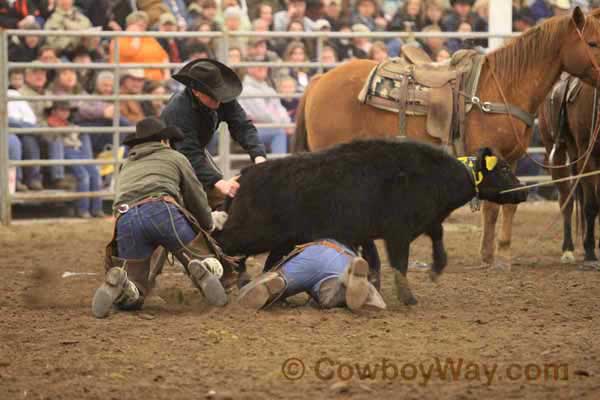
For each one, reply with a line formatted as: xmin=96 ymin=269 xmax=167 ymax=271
xmin=227 ymin=46 xmax=246 ymax=80
xmin=256 ymin=2 xmax=274 ymax=29
xmin=44 ymin=101 xmax=103 ymax=218
xmin=332 ymin=22 xmax=354 ymax=61
xmin=306 ymin=0 xmax=323 ymax=21
xmin=141 ymin=81 xmax=168 ymax=117
xmin=157 ymin=13 xmax=187 ymax=63
xmin=278 ymin=41 xmax=314 ymax=92
xmin=551 ymin=0 xmax=571 ymax=17
xmin=44 ymin=0 xmax=93 ymax=55
xmin=215 ymin=6 xmax=249 ymax=55
xmin=239 ymin=61 xmax=291 ymax=154
xmin=276 ymin=18 xmax=315 ymax=59
xmin=276 ymin=76 xmax=299 ymax=122
xmin=473 ymin=0 xmax=488 ymax=22
xmin=247 ymin=37 xmax=281 ymax=86
xmin=441 ymin=0 xmax=487 ymax=48
xmin=513 ymin=7 xmax=535 ymax=32
xmin=48 ymin=60 xmax=86 ymax=99
xmin=109 ymin=11 xmax=170 ymax=81
xmin=72 ymin=27 xmax=107 ymax=62
xmin=9 ymin=69 xmax=25 ymax=91
xmin=348 ymin=23 xmax=371 ymax=59
xmin=8 ymin=21 xmax=43 ymax=62
xmin=424 ymin=0 xmax=446 ymax=26
xmin=189 ymin=0 xmax=218 ymax=25
xmin=273 ymin=0 xmax=315 ymax=31
xmin=435 ymin=46 xmax=451 ymax=62
xmin=69 ymin=46 xmax=97 ymax=94
xmin=352 ymin=0 xmax=387 ymax=32
xmin=76 ymin=71 xmax=131 ymax=155
xmin=320 ymin=44 xmax=338 ymax=72
xmin=252 ymin=17 xmax=278 ymax=54
xmin=7 ymin=87 xmax=38 ymax=191
xmin=137 ymin=0 xmax=189 ymax=28
xmin=162 ymin=0 xmax=190 ymax=29
xmin=419 ymin=24 xmax=447 ymax=58
xmin=214 ymin=0 xmax=252 ymax=31
xmin=388 ymin=0 xmax=425 ymax=32
xmin=529 ymin=0 xmax=554 ymax=23
xmin=119 ymin=69 xmax=146 ymax=123
xmin=0 ymin=0 xmax=48 ymax=29
xmin=323 ymin=0 xmax=342 ymax=31
xmin=447 ymin=21 xmax=478 ymax=53
xmin=368 ymin=40 xmax=389 ymax=62
xmin=8 ymin=133 xmax=27 ymax=191
xmin=186 ymin=20 xmax=218 ymax=58
xmin=38 ymin=46 xmax=59 ymax=86
xmin=185 ymin=42 xmax=214 ymax=60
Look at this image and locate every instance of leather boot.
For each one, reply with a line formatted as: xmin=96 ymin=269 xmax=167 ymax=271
xmin=237 ymin=272 xmax=287 ymax=310
xmin=363 ymin=283 xmax=387 ymax=310
xmin=341 ymin=257 xmax=370 ymax=312
xmin=187 ymin=259 xmax=228 ymax=306
xmin=92 ymin=267 xmax=142 ymax=318
xmin=318 ymin=277 xmax=346 ymax=308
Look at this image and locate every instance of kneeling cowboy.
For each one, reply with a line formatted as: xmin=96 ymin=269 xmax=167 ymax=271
xmin=92 ymin=117 xmax=235 ymax=318
xmin=238 ymin=239 xmax=386 ymax=312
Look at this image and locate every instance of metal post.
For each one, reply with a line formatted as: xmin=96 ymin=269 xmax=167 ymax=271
xmin=217 ymin=124 xmax=232 ymax=179
xmin=112 ymin=37 xmax=121 ymax=194
xmin=316 ymin=35 xmax=324 ymax=74
xmin=489 ymin=0 xmax=512 ymax=50
xmin=0 ymin=30 xmax=11 ymax=225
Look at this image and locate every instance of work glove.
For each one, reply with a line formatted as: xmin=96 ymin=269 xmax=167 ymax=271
xmin=211 ymin=211 xmax=228 ymax=231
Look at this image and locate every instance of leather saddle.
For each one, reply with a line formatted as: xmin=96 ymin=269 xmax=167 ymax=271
xmin=358 ymin=45 xmax=485 ymax=152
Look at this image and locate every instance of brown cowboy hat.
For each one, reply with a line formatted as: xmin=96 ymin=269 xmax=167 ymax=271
xmin=123 ymin=117 xmax=184 ymax=146
xmin=43 ymin=100 xmax=78 ymax=116
xmin=172 ymin=58 xmax=242 ymax=103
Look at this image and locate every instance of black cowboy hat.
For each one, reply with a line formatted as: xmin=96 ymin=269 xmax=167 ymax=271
xmin=172 ymin=58 xmax=242 ymax=103
xmin=123 ymin=117 xmax=184 ymax=146
xmin=43 ymin=100 xmax=78 ymax=116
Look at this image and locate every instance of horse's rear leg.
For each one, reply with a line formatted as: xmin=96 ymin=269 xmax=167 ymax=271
xmin=361 ymin=240 xmax=381 ymax=291
xmin=385 ymin=238 xmax=416 ymax=305
xmin=583 ymin=184 xmax=599 ymax=264
xmin=557 ymin=180 xmax=576 ymax=263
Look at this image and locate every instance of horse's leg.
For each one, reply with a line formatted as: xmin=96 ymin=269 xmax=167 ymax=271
xmin=557 ymin=180 xmax=576 ymax=263
xmin=496 ymin=203 xmax=518 ymax=271
xmin=480 ymin=200 xmax=500 ymax=267
xmin=385 ymin=237 xmax=416 ymax=305
xmin=426 ymin=222 xmax=447 ymax=282
xmin=361 ymin=240 xmax=381 ymax=291
xmin=582 ymin=183 xmax=598 ymax=264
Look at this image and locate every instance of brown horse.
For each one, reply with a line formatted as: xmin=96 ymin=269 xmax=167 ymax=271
xmin=539 ymin=78 xmax=600 ymax=268
xmin=294 ymin=7 xmax=600 ymax=273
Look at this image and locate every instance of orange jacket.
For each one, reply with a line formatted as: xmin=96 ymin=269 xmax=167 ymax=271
xmin=109 ymin=37 xmax=169 ymax=81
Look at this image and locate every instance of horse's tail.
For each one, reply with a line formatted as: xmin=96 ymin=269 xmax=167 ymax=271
xmin=293 ymin=74 xmax=321 ymax=153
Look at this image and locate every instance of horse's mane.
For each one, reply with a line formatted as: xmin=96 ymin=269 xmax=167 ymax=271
xmin=486 ymin=12 xmax=600 ymax=82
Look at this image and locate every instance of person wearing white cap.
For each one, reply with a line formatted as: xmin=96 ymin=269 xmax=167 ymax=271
xmin=119 ymin=69 xmax=146 ymax=123
xmin=551 ymin=0 xmax=572 ymax=16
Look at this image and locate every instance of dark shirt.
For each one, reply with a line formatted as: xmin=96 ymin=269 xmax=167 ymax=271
xmin=161 ymin=88 xmax=266 ymax=188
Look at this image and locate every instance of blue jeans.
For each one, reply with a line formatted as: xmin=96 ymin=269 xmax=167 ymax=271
xmin=42 ymin=137 xmax=65 ymax=181
xmin=257 ymin=127 xmax=287 ymax=154
xmin=116 ymin=201 xmax=197 ymax=259
xmin=64 ymin=135 xmax=102 ymax=214
xmin=280 ymin=240 xmax=355 ymax=301
xmin=8 ymin=134 xmax=23 ymax=182
xmin=9 ymin=120 xmax=42 ymax=185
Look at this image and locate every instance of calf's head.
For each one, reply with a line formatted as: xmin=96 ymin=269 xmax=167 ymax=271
xmin=463 ymin=148 xmax=528 ymax=204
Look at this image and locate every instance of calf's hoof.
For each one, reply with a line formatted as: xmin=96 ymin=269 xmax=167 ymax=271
xmin=429 ymin=270 xmax=441 ymax=283
xmin=560 ymin=251 xmax=576 ymax=264
xmin=394 ymin=271 xmax=418 ymax=306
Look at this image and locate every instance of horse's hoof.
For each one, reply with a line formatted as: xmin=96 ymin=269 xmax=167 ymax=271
xmin=429 ymin=270 xmax=441 ymax=282
xmin=394 ymin=272 xmax=417 ymax=305
xmin=560 ymin=251 xmax=576 ymax=264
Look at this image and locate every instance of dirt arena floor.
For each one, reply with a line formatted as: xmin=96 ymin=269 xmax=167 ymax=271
xmin=1 ymin=202 xmax=599 ymax=400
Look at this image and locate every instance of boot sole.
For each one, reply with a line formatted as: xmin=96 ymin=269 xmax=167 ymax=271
xmin=189 ymin=260 xmax=228 ymax=306
xmin=92 ymin=268 xmax=127 ymax=318
xmin=238 ymin=276 xmax=286 ymax=310
xmin=345 ymin=257 xmax=370 ymax=312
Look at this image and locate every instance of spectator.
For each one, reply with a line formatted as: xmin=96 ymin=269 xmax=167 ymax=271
xmin=214 ymin=7 xmax=249 ymax=58
xmin=551 ymin=0 xmax=571 ymax=16
xmin=141 ymin=80 xmax=168 ymax=117
xmin=0 ymin=0 xmax=49 ymax=29
xmin=305 ymin=0 xmax=324 ymax=21
xmin=435 ymin=46 xmax=451 ymax=61
xmin=38 ymin=45 xmax=59 ymax=86
xmin=214 ymin=0 xmax=252 ymax=30
xmin=273 ymin=0 xmax=315 ymax=31
xmin=157 ymin=13 xmax=187 ymax=63
xmin=75 ymin=27 xmax=107 ymax=62
xmin=44 ymin=0 xmax=93 ymax=55
xmin=352 ymin=0 xmax=386 ymax=32
xmin=349 ymin=23 xmax=371 ymax=59
xmin=252 ymin=17 xmax=278 ymax=54
xmin=368 ymin=40 xmax=389 ymax=62
xmin=162 ymin=0 xmax=190 ymax=29
xmin=109 ymin=11 xmax=170 ymax=81
xmin=447 ymin=21 xmax=478 ymax=52
xmin=529 ymin=0 xmax=554 ymax=23
xmin=9 ymin=69 xmax=25 ymax=91
xmin=191 ymin=0 xmax=218 ymax=25
xmin=276 ymin=75 xmax=299 ymax=122
xmin=69 ymin=46 xmax=97 ymax=94
xmin=323 ymin=0 xmax=343 ymax=30
xmin=8 ymin=21 xmax=43 ymax=62
xmin=76 ymin=71 xmax=131 ymax=155
xmin=473 ymin=0 xmax=489 ymax=22
xmin=185 ymin=42 xmax=214 ymax=60
xmin=227 ymin=46 xmax=246 ymax=80
xmin=441 ymin=0 xmax=487 ymax=48
xmin=279 ymin=18 xmax=315 ymax=59
xmin=136 ymin=0 xmax=187 ymax=29
xmin=256 ymin=2 xmax=274 ymax=28
xmin=279 ymin=40 xmax=313 ymax=92
xmin=44 ymin=101 xmax=103 ymax=218
xmin=247 ymin=37 xmax=281 ymax=86
xmin=239 ymin=61 xmax=291 ymax=154
xmin=119 ymin=69 xmax=146 ymax=123
xmin=75 ymin=0 xmax=113 ymax=28
xmin=513 ymin=7 xmax=535 ymax=32
xmin=424 ymin=0 xmax=446 ymax=27
xmin=388 ymin=0 xmax=426 ymax=32
xmin=420 ymin=24 xmax=447 ymax=58
xmin=320 ymin=44 xmax=338 ymax=72
xmin=7 ymin=88 xmax=38 ymax=191
xmin=186 ymin=20 xmax=217 ymax=58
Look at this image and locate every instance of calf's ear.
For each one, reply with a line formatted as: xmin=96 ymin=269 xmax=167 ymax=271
xmin=475 ymin=147 xmax=494 ymax=173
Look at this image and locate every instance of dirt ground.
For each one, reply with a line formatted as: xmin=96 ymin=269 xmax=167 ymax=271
xmin=1 ymin=202 xmax=599 ymax=400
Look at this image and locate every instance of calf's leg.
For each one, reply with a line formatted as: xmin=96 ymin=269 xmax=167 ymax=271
xmin=361 ymin=240 xmax=381 ymax=291
xmin=426 ymin=223 xmax=447 ymax=282
xmin=385 ymin=238 xmax=416 ymax=305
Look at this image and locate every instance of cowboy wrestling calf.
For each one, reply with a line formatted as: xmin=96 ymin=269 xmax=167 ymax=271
xmin=92 ymin=117 xmax=235 ymax=318
xmin=238 ymin=239 xmax=385 ymax=312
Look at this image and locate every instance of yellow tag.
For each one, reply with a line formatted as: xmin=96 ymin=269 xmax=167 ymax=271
xmin=98 ymin=146 xmax=126 ymax=176
xmin=476 ymin=171 xmax=484 ymax=185
xmin=485 ymin=156 xmax=497 ymax=171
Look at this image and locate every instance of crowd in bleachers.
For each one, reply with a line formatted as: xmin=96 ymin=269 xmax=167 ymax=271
xmin=1 ymin=0 xmax=596 ymax=216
